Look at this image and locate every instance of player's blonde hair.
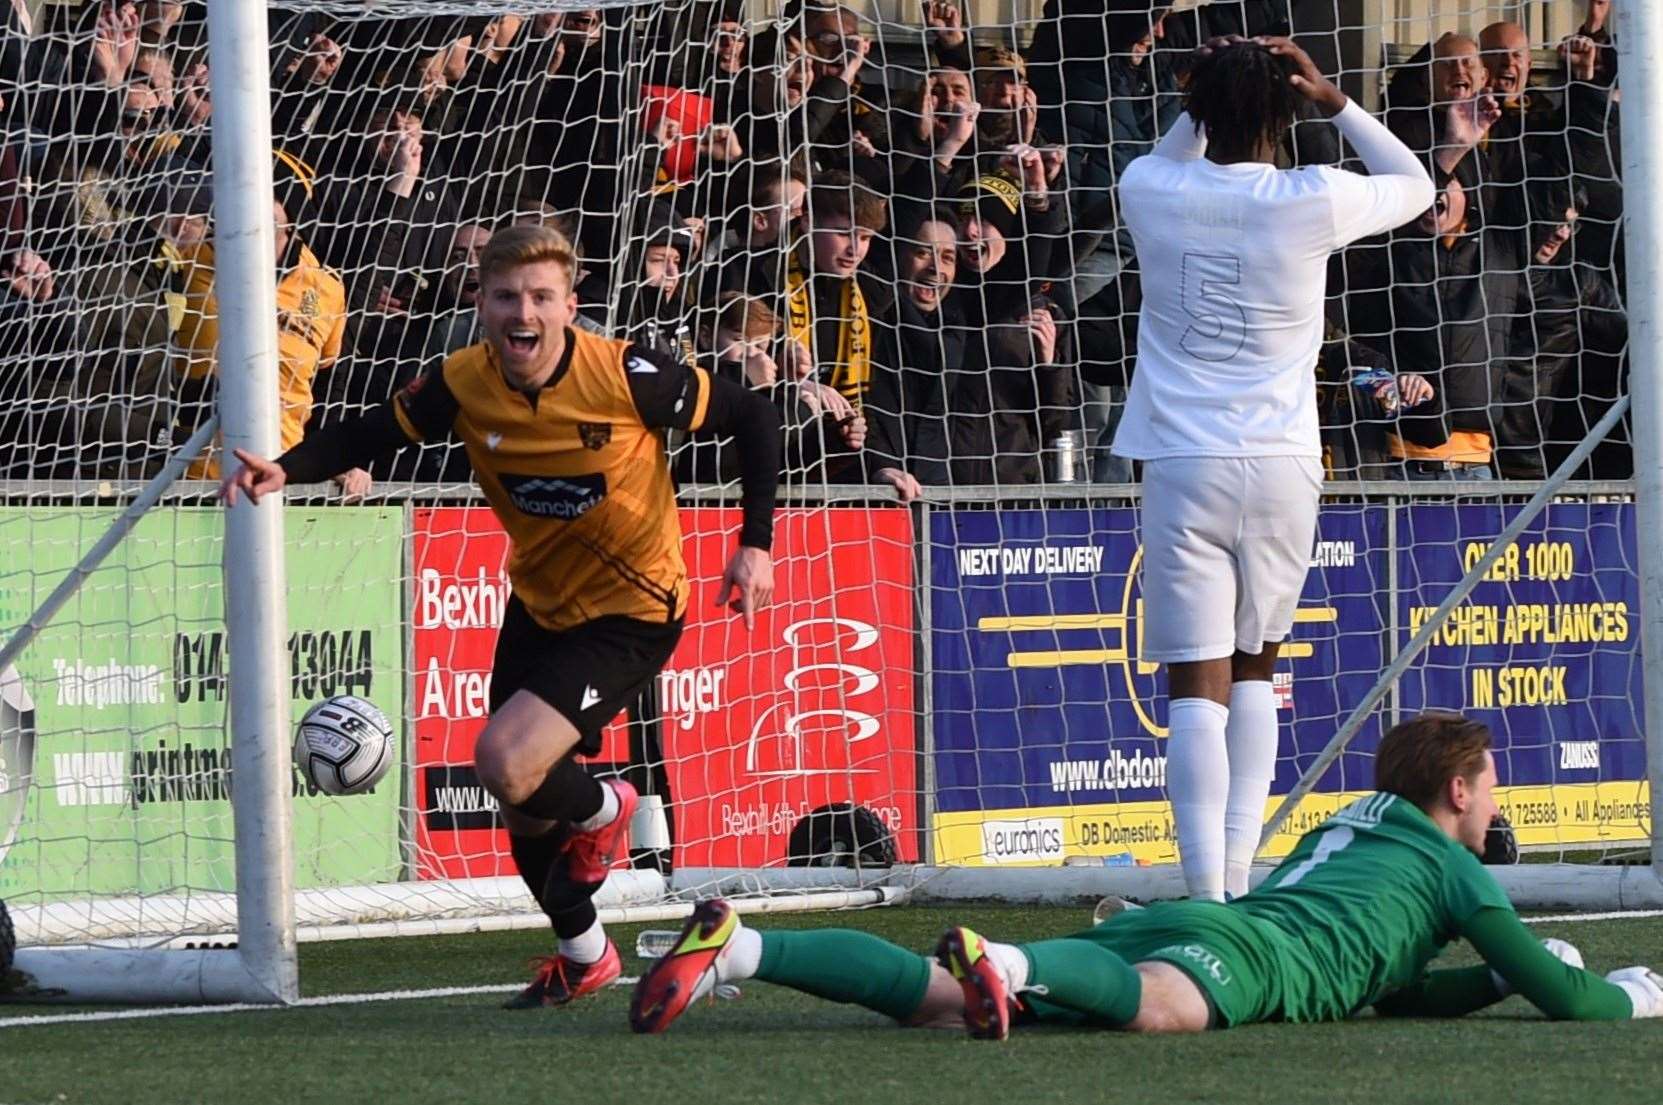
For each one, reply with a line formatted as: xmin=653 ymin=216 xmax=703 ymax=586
xmin=1375 ymin=712 xmax=1492 ymax=811
xmin=478 ymin=224 xmax=579 ymax=292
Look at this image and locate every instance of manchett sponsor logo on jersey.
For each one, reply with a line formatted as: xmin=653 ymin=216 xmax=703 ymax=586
xmin=499 ymin=472 xmax=606 ymax=519
xmin=1154 ymin=943 xmax=1233 ymax=986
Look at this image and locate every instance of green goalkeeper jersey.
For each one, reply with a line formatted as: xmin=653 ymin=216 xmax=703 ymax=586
xmin=1237 ymin=791 xmax=1512 ymax=1022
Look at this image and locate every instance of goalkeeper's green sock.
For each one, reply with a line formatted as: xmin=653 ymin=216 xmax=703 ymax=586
xmin=1016 ymin=938 xmax=1144 ymax=1026
xmin=751 ymin=929 xmax=933 ymax=1021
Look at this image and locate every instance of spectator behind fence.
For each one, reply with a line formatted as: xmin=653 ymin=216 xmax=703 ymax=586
xmin=952 ymin=166 xmax=1081 ymax=478
xmin=310 ymin=102 xmax=462 ymax=418
xmin=0 ymin=183 xmax=169 ymax=483
xmin=780 ymin=169 xmax=926 ymax=500
xmin=1494 ymin=178 xmax=1626 ymax=480
xmin=674 ymin=290 xmax=864 ymax=486
xmin=168 ymin=176 xmax=366 ymax=498
xmin=620 ymin=204 xmax=696 ymax=365
xmin=717 ymin=159 xmax=806 ymax=298
xmin=1345 ymin=174 xmax=1523 ymax=482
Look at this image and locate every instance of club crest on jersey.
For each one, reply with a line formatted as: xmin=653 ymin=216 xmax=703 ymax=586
xmin=499 ymin=472 xmax=606 ymax=519
xmin=578 ymin=422 xmax=612 ymax=451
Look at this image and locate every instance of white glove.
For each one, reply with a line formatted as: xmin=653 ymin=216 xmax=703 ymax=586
xmin=1491 ymin=937 xmax=1585 ymax=996
xmin=1606 ymin=966 xmax=1663 ymax=1018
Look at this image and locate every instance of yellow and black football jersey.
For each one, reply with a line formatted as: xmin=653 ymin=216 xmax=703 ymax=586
xmin=394 ymin=328 xmax=713 ymax=632
xmin=174 ymin=239 xmax=347 ymax=479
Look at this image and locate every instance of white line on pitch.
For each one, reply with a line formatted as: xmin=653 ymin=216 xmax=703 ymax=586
xmin=1524 ymin=909 xmax=1663 ymax=924
xmin=0 ymin=976 xmax=642 ymax=1030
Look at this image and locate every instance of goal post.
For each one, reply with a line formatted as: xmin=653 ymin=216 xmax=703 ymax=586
xmin=208 ymin=0 xmax=299 ymax=1006
xmin=1614 ymin=0 xmax=1663 ymax=887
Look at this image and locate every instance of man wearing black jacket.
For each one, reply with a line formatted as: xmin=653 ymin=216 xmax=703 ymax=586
xmin=952 ymin=168 xmax=1081 ymax=478
xmin=1346 ymin=176 xmax=1523 ymax=479
xmin=1495 ymin=180 xmax=1627 ymax=479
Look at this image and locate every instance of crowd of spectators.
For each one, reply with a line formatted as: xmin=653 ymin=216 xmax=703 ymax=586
xmin=0 ymin=0 xmax=1631 ymax=493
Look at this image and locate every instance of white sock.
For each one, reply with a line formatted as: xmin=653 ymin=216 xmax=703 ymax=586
xmin=1224 ymin=680 xmax=1280 ymax=900
xmin=717 ymin=924 xmax=762 ymax=983
xmin=1167 ymin=696 xmax=1230 ymax=902
xmin=679 ymin=918 xmax=760 ymax=1004
xmin=559 ymin=918 xmax=608 ymax=964
xmin=576 ymin=780 xmax=620 ymax=833
xmin=982 ymin=939 xmax=1030 ymax=993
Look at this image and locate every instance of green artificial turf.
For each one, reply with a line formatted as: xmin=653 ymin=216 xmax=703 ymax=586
xmin=1 ymin=905 xmax=1660 ymax=1105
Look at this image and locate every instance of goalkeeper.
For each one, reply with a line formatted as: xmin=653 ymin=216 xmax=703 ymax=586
xmin=631 ymin=712 xmax=1662 ymax=1036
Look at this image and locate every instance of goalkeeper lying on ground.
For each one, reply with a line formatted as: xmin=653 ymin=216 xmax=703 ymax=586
xmin=631 ymin=712 xmax=1663 ymax=1037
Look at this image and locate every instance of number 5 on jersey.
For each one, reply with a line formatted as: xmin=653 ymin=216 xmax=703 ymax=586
xmin=1179 ymin=251 xmax=1246 ymax=362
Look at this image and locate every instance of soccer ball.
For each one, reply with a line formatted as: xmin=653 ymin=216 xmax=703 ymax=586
xmin=293 ymin=695 xmax=394 ymax=796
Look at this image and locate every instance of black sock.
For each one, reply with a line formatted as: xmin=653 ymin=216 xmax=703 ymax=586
xmin=544 ymin=876 xmax=601 ymax=941
xmin=510 ymin=829 xmax=602 ymax=941
xmin=512 ymin=756 xmax=605 ymax=824
xmin=508 ymin=830 xmax=564 ymax=923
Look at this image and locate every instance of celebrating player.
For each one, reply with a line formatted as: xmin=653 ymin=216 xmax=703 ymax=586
xmin=222 ymin=224 xmax=780 ymax=1008
xmin=630 ymin=712 xmax=1663 ymax=1036
xmin=1109 ymin=37 xmax=1436 ymax=901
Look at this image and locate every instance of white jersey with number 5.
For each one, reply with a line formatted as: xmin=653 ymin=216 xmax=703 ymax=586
xmin=1111 ymin=100 xmax=1434 ymax=460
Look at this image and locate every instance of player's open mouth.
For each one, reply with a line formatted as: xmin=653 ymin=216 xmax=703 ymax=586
xmin=506 ymin=329 xmax=539 ymax=355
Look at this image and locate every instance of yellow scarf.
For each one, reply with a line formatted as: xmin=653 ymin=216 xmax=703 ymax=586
xmin=785 ymin=251 xmax=869 ymax=407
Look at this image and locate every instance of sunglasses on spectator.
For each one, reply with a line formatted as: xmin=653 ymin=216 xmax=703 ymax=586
xmin=121 ymin=109 xmax=155 ymax=129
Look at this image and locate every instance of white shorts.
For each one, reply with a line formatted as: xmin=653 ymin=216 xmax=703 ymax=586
xmin=1138 ymin=456 xmax=1323 ymax=663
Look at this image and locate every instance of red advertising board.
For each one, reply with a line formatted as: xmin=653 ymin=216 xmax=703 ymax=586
xmin=411 ymin=506 xmax=917 ymax=878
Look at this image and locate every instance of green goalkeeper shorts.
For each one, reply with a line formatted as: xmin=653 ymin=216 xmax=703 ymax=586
xmin=1021 ymin=900 xmax=1299 ymax=1029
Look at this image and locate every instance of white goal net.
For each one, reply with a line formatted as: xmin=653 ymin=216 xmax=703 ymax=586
xmin=0 ymin=0 xmax=1650 ymax=986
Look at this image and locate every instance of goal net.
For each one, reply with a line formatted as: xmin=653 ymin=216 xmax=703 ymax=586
xmin=0 ymin=0 xmax=1651 ymax=998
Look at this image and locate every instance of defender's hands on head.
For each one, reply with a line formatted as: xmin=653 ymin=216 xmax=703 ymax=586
xmin=1256 ymin=36 xmax=1348 ymax=116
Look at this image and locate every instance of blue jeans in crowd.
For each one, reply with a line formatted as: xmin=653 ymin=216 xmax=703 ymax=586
xmin=1399 ymin=459 xmax=1495 ymax=481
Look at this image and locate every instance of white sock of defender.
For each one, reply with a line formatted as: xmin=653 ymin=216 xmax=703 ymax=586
xmin=1223 ymin=680 xmax=1280 ymax=900
xmin=981 ymin=939 xmax=1031 ymax=993
xmin=559 ymin=918 xmax=608 ymax=964
xmin=1166 ymin=697 xmax=1230 ymax=902
xmin=718 ymin=924 xmax=763 ymax=983
xmin=575 ymin=780 xmax=620 ymax=833
xmin=684 ymin=917 xmax=761 ymax=1004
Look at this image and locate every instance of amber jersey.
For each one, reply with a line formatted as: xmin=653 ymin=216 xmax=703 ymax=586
xmin=393 ymin=329 xmax=713 ymax=632
xmin=174 ymin=239 xmax=347 ymax=479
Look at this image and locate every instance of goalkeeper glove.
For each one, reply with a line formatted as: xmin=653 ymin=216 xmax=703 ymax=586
xmin=1606 ymin=966 xmax=1663 ymax=1019
xmin=1491 ymin=938 xmax=1584 ymax=996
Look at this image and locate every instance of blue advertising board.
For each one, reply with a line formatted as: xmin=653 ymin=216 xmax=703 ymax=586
xmin=1394 ymin=502 xmax=1646 ymax=841
xmin=928 ymin=503 xmax=1646 ymax=866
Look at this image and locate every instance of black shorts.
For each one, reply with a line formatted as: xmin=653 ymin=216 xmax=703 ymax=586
xmin=489 ymin=598 xmax=683 ymax=755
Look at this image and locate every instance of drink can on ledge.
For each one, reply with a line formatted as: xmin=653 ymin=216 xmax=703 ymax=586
xmin=1050 ymin=431 xmax=1080 ymax=483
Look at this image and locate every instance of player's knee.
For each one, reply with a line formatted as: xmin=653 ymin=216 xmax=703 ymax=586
xmin=473 ymin=731 xmax=538 ymax=806
xmin=1127 ymin=963 xmax=1211 ymax=1034
xmin=1126 ymin=1004 xmax=1207 ymax=1034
